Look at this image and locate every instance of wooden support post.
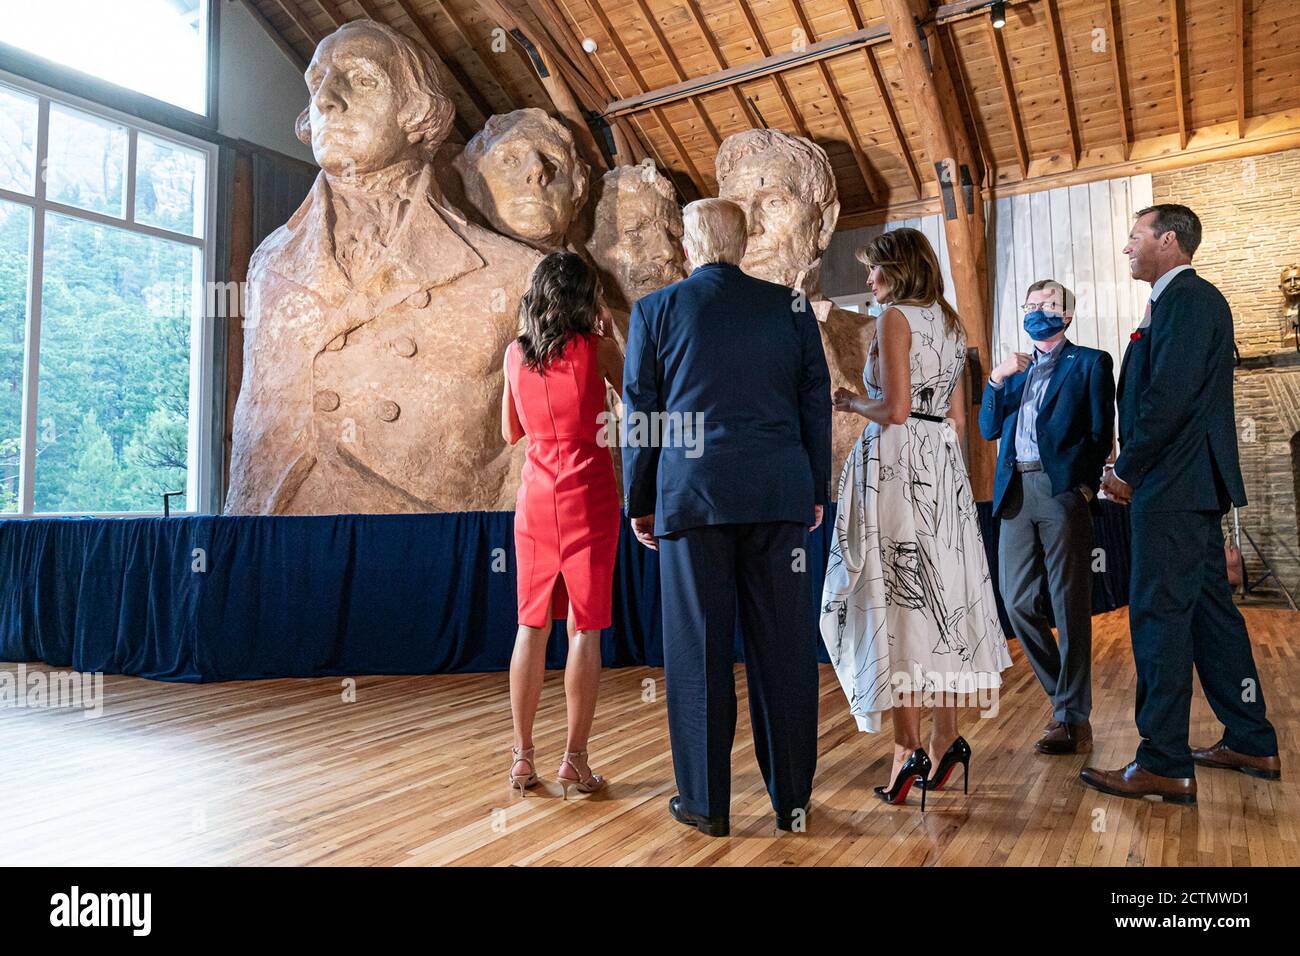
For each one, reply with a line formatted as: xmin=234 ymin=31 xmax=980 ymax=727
xmin=1234 ymin=0 xmax=1248 ymax=139
xmin=881 ymin=0 xmax=995 ymax=499
xmin=1169 ymin=0 xmax=1188 ymax=150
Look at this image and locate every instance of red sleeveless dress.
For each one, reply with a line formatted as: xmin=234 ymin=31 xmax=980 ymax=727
xmin=507 ymin=333 xmax=620 ymax=629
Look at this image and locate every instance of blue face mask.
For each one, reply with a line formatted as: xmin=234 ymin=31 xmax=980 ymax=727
xmin=1023 ymin=308 xmax=1066 ymax=341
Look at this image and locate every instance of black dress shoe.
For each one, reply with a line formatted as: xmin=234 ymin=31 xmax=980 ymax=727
xmin=775 ymin=805 xmax=810 ymax=832
xmin=668 ymin=795 xmax=729 ymax=837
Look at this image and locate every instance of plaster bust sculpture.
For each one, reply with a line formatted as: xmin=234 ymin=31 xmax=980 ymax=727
xmin=716 ymin=129 xmax=869 ymax=483
xmin=1282 ymin=265 xmax=1300 ymax=310
xmin=224 ymin=19 xmax=541 ymax=515
xmin=454 ymin=108 xmax=589 ymax=253
xmin=585 ymin=159 xmax=686 ymax=341
xmin=1283 ymin=265 xmax=1300 ymax=345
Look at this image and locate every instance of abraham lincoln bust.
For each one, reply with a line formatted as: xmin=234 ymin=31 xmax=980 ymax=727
xmin=225 ymin=19 xmax=541 ymax=514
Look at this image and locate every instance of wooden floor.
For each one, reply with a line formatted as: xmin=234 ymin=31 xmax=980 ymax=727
xmin=1 ymin=608 xmax=1296 ymax=866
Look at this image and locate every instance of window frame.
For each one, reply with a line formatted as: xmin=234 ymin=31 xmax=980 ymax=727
xmin=0 ymin=0 xmax=219 ymax=131
xmin=0 ymin=68 xmax=219 ymax=519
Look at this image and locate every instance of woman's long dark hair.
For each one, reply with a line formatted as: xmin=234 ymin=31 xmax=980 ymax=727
xmin=517 ymin=251 xmax=599 ymax=372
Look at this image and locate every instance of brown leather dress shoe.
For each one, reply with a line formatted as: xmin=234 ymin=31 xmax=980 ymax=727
xmin=1079 ymin=761 xmax=1197 ymax=804
xmin=1036 ymin=720 xmax=1093 ymax=755
xmin=1191 ymin=740 xmax=1282 ymax=780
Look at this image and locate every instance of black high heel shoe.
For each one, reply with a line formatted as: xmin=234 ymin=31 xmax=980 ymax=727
xmin=926 ymin=736 xmax=972 ymax=794
xmin=874 ymin=748 xmax=932 ymax=811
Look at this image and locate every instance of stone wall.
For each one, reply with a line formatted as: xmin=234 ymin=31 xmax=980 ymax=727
xmin=1151 ymin=148 xmax=1300 ymax=358
xmin=1152 ymin=150 xmax=1300 ymax=598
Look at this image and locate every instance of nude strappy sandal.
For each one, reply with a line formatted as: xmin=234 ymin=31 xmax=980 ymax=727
xmin=557 ymin=750 xmax=607 ymax=800
xmin=509 ymin=745 xmax=538 ymax=796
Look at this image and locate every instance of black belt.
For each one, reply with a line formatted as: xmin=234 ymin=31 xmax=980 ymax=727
xmin=1015 ymin=460 xmax=1043 ymax=473
xmin=909 ymin=411 xmax=944 ymax=423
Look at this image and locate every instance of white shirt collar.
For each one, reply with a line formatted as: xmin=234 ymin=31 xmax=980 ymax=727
xmin=1150 ymin=264 xmax=1195 ymax=302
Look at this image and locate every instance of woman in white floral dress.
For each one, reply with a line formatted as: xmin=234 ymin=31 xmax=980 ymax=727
xmin=820 ymin=228 xmax=1011 ymax=809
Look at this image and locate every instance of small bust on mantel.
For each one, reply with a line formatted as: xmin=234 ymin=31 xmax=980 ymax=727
xmin=1282 ymin=264 xmax=1300 ymax=350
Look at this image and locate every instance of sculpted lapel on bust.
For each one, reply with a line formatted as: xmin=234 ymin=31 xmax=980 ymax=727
xmin=224 ymin=19 xmax=541 ymax=516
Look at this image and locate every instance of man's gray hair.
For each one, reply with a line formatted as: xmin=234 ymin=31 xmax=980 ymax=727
xmin=682 ymin=198 xmax=747 ymax=266
xmin=1025 ymin=278 xmax=1077 ymax=315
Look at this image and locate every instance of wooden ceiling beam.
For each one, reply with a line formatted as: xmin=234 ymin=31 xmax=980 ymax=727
xmin=682 ymin=0 xmax=761 ymax=129
xmin=602 ymin=0 xmax=1038 ymax=119
xmin=427 ymin=0 xmax=532 ymax=110
xmin=238 ymin=0 xmax=309 ymax=71
xmin=522 ymin=0 xmax=623 ymax=106
xmin=274 ymin=0 xmax=323 ymax=45
xmin=313 ymin=0 xmax=346 ymax=27
xmin=937 ymin=24 xmax=988 ymax=186
xmin=579 ymin=0 xmax=708 ymax=194
xmin=1234 ymin=0 xmax=1248 ymax=139
xmin=880 ymin=0 xmax=994 ymax=499
xmin=630 ymin=0 xmax=722 ymax=149
xmin=1168 ymin=0 xmax=1188 ymax=150
xmin=386 ymin=0 xmax=503 ymax=120
xmin=729 ymin=0 xmax=811 ymax=139
xmin=1100 ymin=0 xmax=1131 ymax=161
xmin=838 ymin=107 xmax=1300 ymax=228
xmin=785 ymin=0 xmax=878 ymax=204
xmin=864 ymin=46 xmax=922 ymax=200
xmin=1041 ymin=0 xmax=1079 ymax=168
xmin=510 ymin=0 xmax=655 ymax=165
xmin=837 ymin=0 xmax=919 ymax=198
xmin=986 ymin=15 xmax=1028 ymax=178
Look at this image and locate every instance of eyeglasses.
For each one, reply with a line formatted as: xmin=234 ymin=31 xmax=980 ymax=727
xmin=1020 ymin=302 xmax=1061 ymax=314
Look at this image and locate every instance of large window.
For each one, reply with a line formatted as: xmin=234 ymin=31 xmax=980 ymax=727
xmin=0 ymin=1 xmax=211 ymax=116
xmin=0 ymin=74 xmax=215 ymax=516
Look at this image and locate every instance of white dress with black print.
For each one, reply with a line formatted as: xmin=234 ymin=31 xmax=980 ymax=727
xmin=819 ymin=301 xmax=1012 ymax=732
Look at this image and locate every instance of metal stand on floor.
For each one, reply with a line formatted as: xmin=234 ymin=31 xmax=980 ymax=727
xmin=1233 ymin=508 xmax=1299 ymax=610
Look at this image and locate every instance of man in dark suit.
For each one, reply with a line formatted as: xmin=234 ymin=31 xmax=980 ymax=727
xmin=979 ymin=280 xmax=1114 ymax=757
xmin=1083 ymin=204 xmax=1281 ymax=804
xmin=623 ymin=198 xmax=832 ymax=837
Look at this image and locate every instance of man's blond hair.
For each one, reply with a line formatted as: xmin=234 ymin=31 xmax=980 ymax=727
xmin=682 ymin=198 xmax=746 ymax=266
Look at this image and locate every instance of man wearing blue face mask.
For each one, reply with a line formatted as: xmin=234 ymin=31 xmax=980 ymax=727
xmin=979 ymin=280 xmax=1115 ymax=757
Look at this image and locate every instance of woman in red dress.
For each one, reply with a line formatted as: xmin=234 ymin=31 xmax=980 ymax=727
xmin=502 ymin=252 xmax=623 ymax=798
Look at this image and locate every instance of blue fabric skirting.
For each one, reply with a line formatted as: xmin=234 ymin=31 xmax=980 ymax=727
xmin=0 ymin=502 xmax=1131 ymax=682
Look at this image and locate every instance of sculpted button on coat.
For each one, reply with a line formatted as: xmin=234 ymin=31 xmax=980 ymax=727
xmin=376 ymin=400 xmax=401 ymax=422
xmin=314 ymin=390 xmax=340 ymax=411
xmin=390 ymin=336 xmax=417 ymax=358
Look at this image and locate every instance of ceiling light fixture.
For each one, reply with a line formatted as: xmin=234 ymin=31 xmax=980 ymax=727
xmin=991 ymin=1 xmax=1006 ymax=29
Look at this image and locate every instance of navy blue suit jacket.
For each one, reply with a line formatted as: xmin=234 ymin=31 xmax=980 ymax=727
xmin=622 ymin=262 xmax=832 ymax=536
xmin=1115 ymin=268 xmax=1247 ymax=513
xmin=978 ymin=339 xmax=1115 ymax=519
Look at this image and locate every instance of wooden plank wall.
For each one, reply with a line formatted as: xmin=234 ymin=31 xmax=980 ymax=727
xmin=824 ymin=172 xmax=1152 ymax=384
xmin=989 ymin=173 xmax=1152 ymax=373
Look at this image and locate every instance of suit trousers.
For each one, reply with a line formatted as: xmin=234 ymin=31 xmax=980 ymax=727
xmin=658 ymin=521 xmax=819 ymax=820
xmin=997 ymin=470 xmax=1094 ymax=724
xmin=1129 ymin=510 xmax=1278 ymax=778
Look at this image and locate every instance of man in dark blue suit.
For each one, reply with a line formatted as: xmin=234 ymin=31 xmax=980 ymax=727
xmin=1083 ymin=204 xmax=1280 ymax=804
xmin=623 ymin=198 xmax=832 ymax=837
xmin=979 ymin=280 xmax=1114 ymax=757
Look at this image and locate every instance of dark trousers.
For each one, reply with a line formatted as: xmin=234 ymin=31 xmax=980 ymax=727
xmin=1130 ymin=510 xmax=1278 ymax=778
xmin=997 ymin=470 xmax=1094 ymax=724
xmin=658 ymin=520 xmax=819 ymax=820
